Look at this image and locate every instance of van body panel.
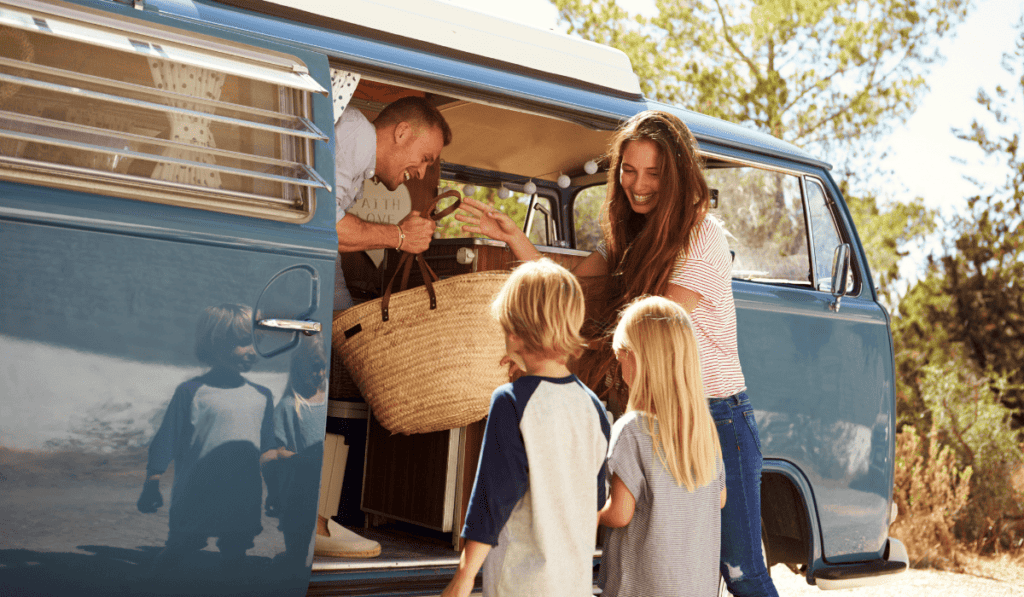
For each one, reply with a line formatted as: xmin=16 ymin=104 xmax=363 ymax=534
xmin=0 ymin=2 xmax=337 ymax=594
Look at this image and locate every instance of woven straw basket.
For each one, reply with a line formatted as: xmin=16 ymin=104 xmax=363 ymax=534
xmin=332 ymin=257 xmax=509 ymax=435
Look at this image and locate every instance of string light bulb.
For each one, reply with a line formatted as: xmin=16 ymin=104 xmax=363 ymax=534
xmin=557 ymin=174 xmax=571 ymax=188
xmin=497 ymin=186 xmax=511 ymax=199
xmin=462 ymin=184 xmax=476 ymax=196
xmin=523 ymin=180 xmax=537 ymax=195
xmin=584 ymin=160 xmax=599 ymax=175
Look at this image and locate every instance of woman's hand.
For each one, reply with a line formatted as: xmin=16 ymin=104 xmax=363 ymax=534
xmin=455 ymin=197 xmax=521 ymax=243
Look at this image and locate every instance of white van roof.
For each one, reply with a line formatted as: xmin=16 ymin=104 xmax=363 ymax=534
xmin=258 ymin=0 xmax=643 ymax=97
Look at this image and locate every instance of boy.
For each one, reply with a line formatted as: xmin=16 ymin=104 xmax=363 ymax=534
xmin=442 ymin=259 xmax=611 ymax=597
xmin=137 ymin=303 xmax=275 ymax=574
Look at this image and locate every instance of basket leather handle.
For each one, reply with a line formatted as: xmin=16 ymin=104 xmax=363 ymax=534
xmin=380 ymin=189 xmax=460 ymax=321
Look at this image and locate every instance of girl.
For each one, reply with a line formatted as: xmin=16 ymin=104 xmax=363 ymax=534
xmin=263 ymin=334 xmax=330 ymax=566
xmin=597 ymin=296 xmax=725 ymax=597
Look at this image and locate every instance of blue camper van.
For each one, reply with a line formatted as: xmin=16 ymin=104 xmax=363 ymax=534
xmin=0 ymin=0 xmax=907 ymax=595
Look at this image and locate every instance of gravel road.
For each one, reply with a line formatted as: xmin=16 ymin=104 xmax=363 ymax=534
xmin=769 ymin=563 xmax=1024 ymax=596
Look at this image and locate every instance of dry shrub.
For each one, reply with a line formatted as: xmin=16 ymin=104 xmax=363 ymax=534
xmin=890 ymin=425 xmax=972 ymax=570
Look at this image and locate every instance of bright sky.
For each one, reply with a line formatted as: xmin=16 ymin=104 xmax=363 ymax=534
xmin=440 ymin=0 xmax=1021 ymax=218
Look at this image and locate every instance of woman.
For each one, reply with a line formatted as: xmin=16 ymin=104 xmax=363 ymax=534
xmin=457 ymin=110 xmax=778 ymax=597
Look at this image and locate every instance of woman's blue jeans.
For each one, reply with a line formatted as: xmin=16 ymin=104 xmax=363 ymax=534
xmin=708 ymin=393 xmax=779 ymax=597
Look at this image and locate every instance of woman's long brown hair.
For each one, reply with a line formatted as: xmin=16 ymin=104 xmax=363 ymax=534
xmin=574 ymin=111 xmax=711 ymax=411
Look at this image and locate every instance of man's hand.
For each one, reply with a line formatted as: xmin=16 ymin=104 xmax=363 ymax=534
xmin=397 ymin=210 xmax=436 ymax=254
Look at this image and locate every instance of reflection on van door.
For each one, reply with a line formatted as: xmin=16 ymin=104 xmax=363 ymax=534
xmin=0 ymin=3 xmax=335 ymax=595
xmin=0 ymin=202 xmax=334 ymax=596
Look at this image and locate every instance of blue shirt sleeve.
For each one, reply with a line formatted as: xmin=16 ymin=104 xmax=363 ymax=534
xmin=461 ymin=384 xmax=529 ymax=546
xmin=146 ymin=378 xmax=200 ymax=477
xmin=591 ymin=390 xmax=612 ymax=509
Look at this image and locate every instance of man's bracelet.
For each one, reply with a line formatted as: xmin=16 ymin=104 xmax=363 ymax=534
xmin=394 ymin=224 xmax=405 ymax=251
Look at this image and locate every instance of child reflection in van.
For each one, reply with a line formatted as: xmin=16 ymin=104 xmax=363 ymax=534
xmin=442 ymin=259 xmax=611 ymax=597
xmin=137 ymin=303 xmax=275 ymax=573
xmin=261 ymin=334 xmax=329 ymax=567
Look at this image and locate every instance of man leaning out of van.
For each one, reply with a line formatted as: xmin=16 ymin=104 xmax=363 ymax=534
xmin=321 ymin=96 xmax=453 ymax=557
xmin=332 ymin=96 xmax=453 ymax=310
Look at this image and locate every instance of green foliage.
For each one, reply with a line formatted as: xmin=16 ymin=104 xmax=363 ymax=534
xmin=573 ymin=185 xmax=605 ymax=252
xmin=554 ymin=0 xmax=970 ymax=154
xmin=915 ymin=360 xmax=1024 ymax=552
xmin=842 ymin=187 xmax=938 ymax=305
xmin=435 ymin=182 xmax=531 ymax=239
xmin=896 ymin=19 xmax=1024 ymax=426
xmin=891 ymin=424 xmax=972 ymax=569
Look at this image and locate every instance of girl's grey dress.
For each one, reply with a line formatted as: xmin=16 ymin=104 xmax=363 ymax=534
xmin=598 ymin=411 xmax=725 ymax=597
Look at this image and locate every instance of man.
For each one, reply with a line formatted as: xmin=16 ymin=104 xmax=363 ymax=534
xmin=317 ymin=96 xmax=453 ymax=559
xmin=333 ymin=96 xmax=453 ymax=309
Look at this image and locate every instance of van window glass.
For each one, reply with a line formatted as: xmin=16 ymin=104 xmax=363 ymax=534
xmin=436 ymin=182 xmax=554 ymax=243
xmin=805 ymin=178 xmax=854 ymax=293
xmin=573 ymin=184 xmax=604 ymax=252
xmin=0 ymin=7 xmax=328 ymax=221
xmin=705 ymin=167 xmax=810 ymax=285
xmin=574 ymin=169 xmax=812 ymax=285
xmin=525 ymin=196 xmax=555 ymax=246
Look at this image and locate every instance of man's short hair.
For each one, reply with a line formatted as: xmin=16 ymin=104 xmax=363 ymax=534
xmin=374 ymin=96 xmax=452 ymax=146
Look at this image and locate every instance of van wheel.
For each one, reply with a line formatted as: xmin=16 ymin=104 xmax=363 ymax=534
xmin=717 ymin=529 xmax=770 ymax=597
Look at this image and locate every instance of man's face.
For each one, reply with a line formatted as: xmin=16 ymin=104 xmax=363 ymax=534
xmin=378 ymin=122 xmax=445 ymax=191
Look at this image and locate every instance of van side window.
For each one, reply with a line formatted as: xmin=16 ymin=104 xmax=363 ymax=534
xmin=0 ymin=6 xmax=328 ymax=221
xmin=805 ymin=178 xmax=855 ymax=293
xmin=703 ymin=167 xmax=810 ymax=285
xmin=572 ymin=168 xmax=812 ymax=286
xmin=436 ymin=182 xmax=556 ymax=243
xmin=572 ymin=184 xmax=604 ymax=253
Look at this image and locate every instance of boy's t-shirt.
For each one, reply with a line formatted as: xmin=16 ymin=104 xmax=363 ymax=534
xmin=462 ymin=374 xmax=610 ymax=597
xmin=145 ymin=371 xmax=275 ymax=538
xmin=598 ymin=411 xmax=725 ymax=597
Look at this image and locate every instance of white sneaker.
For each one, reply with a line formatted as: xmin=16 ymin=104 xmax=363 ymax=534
xmin=314 ymin=516 xmax=381 ymax=558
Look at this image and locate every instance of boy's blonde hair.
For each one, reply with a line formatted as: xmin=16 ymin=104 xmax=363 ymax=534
xmin=612 ymin=296 xmax=721 ymax=491
xmin=491 ymin=259 xmax=586 ymax=361
xmin=195 ymin=303 xmax=253 ymax=366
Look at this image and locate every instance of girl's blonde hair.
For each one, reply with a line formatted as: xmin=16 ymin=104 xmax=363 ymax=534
xmin=612 ymin=296 xmax=721 ymax=491
xmin=492 ymin=259 xmax=586 ymax=361
xmin=288 ymin=334 xmax=328 ymax=418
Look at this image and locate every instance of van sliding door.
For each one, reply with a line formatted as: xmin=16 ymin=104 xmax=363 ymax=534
xmin=0 ymin=3 xmax=335 ymax=596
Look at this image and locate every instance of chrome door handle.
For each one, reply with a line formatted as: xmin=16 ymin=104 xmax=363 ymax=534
xmin=257 ymin=319 xmax=321 ymax=335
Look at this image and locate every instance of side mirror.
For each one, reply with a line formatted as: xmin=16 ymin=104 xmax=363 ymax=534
xmin=829 ymin=244 xmax=851 ymax=312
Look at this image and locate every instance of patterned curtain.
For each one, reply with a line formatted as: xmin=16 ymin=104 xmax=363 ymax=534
xmin=148 ymin=61 xmax=225 ymax=186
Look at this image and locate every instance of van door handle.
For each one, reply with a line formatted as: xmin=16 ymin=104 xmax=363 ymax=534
xmin=257 ymin=319 xmax=321 ymax=335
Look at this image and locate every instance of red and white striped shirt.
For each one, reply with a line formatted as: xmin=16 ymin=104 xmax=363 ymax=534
xmin=669 ymin=216 xmax=746 ymax=398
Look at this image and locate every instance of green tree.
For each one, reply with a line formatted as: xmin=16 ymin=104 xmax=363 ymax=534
xmin=899 ymin=17 xmax=1024 ymax=423
xmin=891 ymin=19 xmax=1024 ymax=553
xmin=554 ymin=0 xmax=970 ymax=154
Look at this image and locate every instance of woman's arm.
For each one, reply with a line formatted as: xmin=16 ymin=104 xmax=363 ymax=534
xmin=456 ymin=197 xmax=540 ymax=261
xmin=457 ymin=197 xmax=609 ymax=277
xmin=598 ymin=473 xmax=636 ymax=528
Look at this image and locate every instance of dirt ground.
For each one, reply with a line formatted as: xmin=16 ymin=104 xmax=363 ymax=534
xmin=769 ymin=559 xmax=1024 ymax=596
xmin=4 ymin=448 xmax=1023 ymax=596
